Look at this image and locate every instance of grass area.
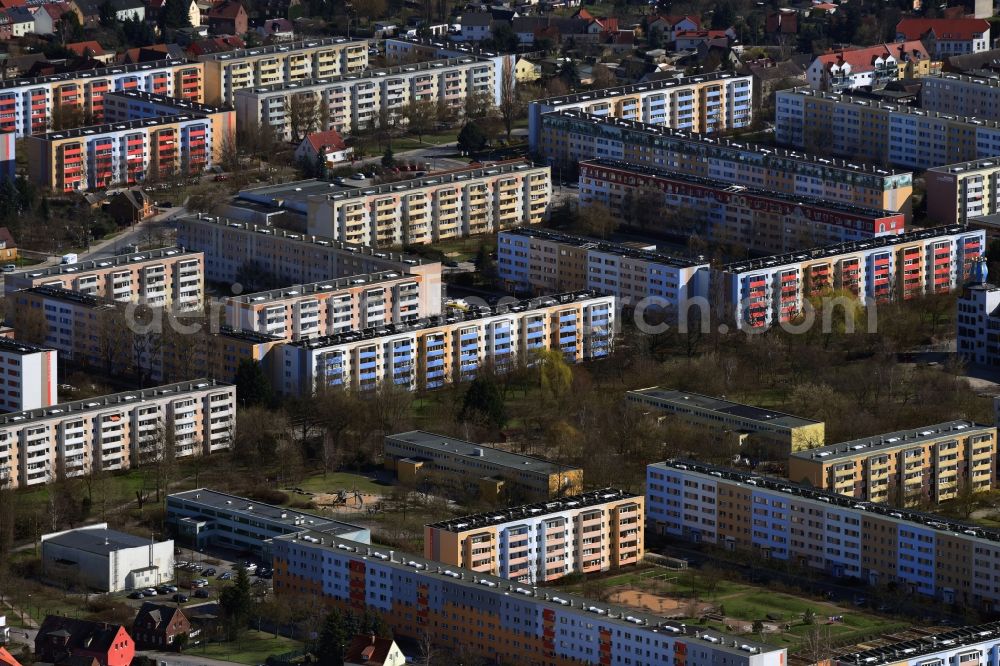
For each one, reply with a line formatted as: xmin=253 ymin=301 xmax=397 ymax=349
xmin=390 ymin=130 xmax=459 ymax=152
xmin=193 ymin=630 xmax=303 ymax=664
xmin=291 ymin=472 xmax=387 ymax=496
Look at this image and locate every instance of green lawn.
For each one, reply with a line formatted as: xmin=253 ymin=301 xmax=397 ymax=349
xmin=391 ymin=131 xmax=459 ymax=151
xmin=292 ymin=472 xmax=386 ymax=496
xmin=193 ymin=630 xmax=303 ymax=664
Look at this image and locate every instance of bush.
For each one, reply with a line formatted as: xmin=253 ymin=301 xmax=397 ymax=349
xmin=242 ymin=487 xmax=289 ymax=505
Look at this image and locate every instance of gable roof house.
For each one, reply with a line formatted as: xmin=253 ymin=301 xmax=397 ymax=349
xmin=896 ymin=17 xmax=990 ymax=58
xmin=206 ymin=0 xmax=246 ymax=35
xmin=807 ymin=40 xmax=936 ymax=91
xmin=35 ymin=616 xmax=135 ymax=666
xmin=294 ymin=129 xmax=352 ymax=166
xmin=344 ymin=634 xmax=407 ymax=666
xmin=132 ymin=602 xmax=195 ymax=651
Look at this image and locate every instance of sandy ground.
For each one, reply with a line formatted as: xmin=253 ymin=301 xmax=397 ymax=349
xmin=606 ymin=588 xmax=779 ymax=634
xmin=310 ymin=491 xmax=384 ymax=515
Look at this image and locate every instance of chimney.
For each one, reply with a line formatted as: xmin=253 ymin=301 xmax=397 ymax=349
xmin=370 ymin=632 xmax=376 ymax=645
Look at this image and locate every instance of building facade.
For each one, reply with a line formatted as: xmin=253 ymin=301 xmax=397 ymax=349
xmin=836 ymin=621 xmax=1000 ymax=666
xmin=806 ymin=41 xmax=938 ymax=92
xmin=5 ymin=247 xmax=204 ymax=311
xmin=166 ymin=488 xmax=370 ymax=559
xmin=385 ymin=431 xmax=583 ymax=501
xmin=41 ymin=524 xmax=173 ymax=592
xmin=957 ymin=280 xmax=1000 ymax=367
xmin=0 ymin=132 xmax=13 ymax=180
xmin=927 ymin=157 xmax=1000 ymax=226
xmin=579 ymin=159 xmax=905 ymax=255
xmin=895 ymin=18 xmax=990 ymax=58
xmin=235 ymin=54 xmax=509 ymax=139
xmin=627 ymin=387 xmax=825 ymax=452
xmin=306 ymin=161 xmax=550 ymax=246
xmin=719 ymin=225 xmax=985 ymax=329
xmin=0 ymin=338 xmax=57 ymax=414
xmin=175 ymin=214 xmax=441 ymax=286
xmin=920 ymin=73 xmax=1000 ymax=121
xmin=0 ymin=59 xmax=204 ymax=138
xmin=646 ymin=459 xmax=1000 ymax=609
xmin=272 ymin=534 xmax=786 ymax=666
xmin=0 ymin=379 xmax=234 ymax=489
xmin=537 ymin=111 xmax=913 ymax=216
xmin=776 ymin=88 xmax=1000 ymax=170
xmin=787 ymin=421 xmax=997 ymax=504
xmin=277 ymin=292 xmax=614 ymax=396
xmin=197 ymin=37 xmax=368 ymax=105
xmin=424 ymin=488 xmax=643 ymax=583
xmin=498 ymin=227 xmax=709 ymax=308
xmin=527 ymin=73 xmax=754 ymax=150
xmin=224 ymin=271 xmax=440 ymax=342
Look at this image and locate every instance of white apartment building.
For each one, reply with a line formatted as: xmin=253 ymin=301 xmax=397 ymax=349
xmin=957 ymin=268 xmax=1000 ymax=367
xmin=0 ymin=379 xmax=235 ymax=489
xmin=5 ymin=247 xmax=204 ymax=311
xmin=276 ymin=291 xmax=615 ymax=396
xmin=306 ymin=161 xmax=550 ymax=246
xmin=927 ymin=157 xmax=1000 ymax=225
xmin=234 ymin=53 xmax=508 ymax=139
xmin=0 ymin=338 xmax=58 ymax=414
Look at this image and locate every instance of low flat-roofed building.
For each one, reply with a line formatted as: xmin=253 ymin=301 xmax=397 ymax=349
xmin=627 ymin=386 xmax=825 ymax=453
xmin=41 ymin=523 xmax=173 ymax=592
xmin=167 ymin=488 xmax=370 ymax=559
xmin=835 ymin=620 xmax=1000 ymax=666
xmin=385 ymin=430 xmax=583 ymax=501
xmin=788 ymin=420 xmax=997 ymax=504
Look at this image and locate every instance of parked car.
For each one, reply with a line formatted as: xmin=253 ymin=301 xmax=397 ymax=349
xmin=128 ymin=591 xmax=145 ymax=599
xmin=213 ymin=174 xmax=229 ymax=182
xmin=351 ymin=173 xmax=365 ymax=180
xmin=176 ymin=561 xmax=189 ymax=568
xmin=203 ymin=568 xmax=217 ymax=577
xmin=194 ymin=588 xmax=210 ymax=598
xmin=158 ymin=200 xmax=173 ymax=208
xmin=172 ymin=593 xmax=189 ymax=603
xmin=142 ymin=588 xmax=158 ymax=596
xmin=1 ymin=264 xmax=15 ymax=273
xmin=218 ymin=572 xmax=232 ymax=581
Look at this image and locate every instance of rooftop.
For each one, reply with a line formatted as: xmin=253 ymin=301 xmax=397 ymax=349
xmin=104 ymin=89 xmax=232 ymax=115
xmin=428 ymin=488 xmax=640 ymax=532
xmin=9 ymin=246 xmax=199 ymax=280
xmin=387 ymin=430 xmax=581 ymax=476
xmin=290 ymin=290 xmax=609 ymax=350
xmin=782 ymin=87 xmax=1000 ymax=128
xmin=0 ymin=58 xmax=191 ymax=92
xmin=196 ymin=36 xmax=365 ymax=62
xmin=23 ymin=285 xmax=114 ymax=308
xmin=168 ymin=488 xmax=366 ymax=537
xmin=582 ymin=158 xmax=898 ymax=218
xmin=35 ymin=114 xmax=213 ymax=141
xmin=43 ymin=526 xmax=163 ymax=556
xmin=838 ymin=621 xmax=1000 ymax=666
xmin=723 ymin=224 xmax=975 ymax=273
xmin=236 ymin=55 xmax=491 ymax=95
xmin=542 ymin=110 xmax=909 ymax=177
xmin=276 ymin=532 xmax=781 ymax=658
xmin=790 ymin=420 xmax=992 ymax=462
xmin=501 ymin=226 xmax=706 ymax=269
xmin=928 ymin=155 xmax=1000 ymax=174
xmin=627 ymin=387 xmax=821 ymax=429
xmin=216 ymin=325 xmax=285 ymax=345
xmin=534 ymin=71 xmax=749 ymax=108
xmin=0 ymin=378 xmax=230 ymax=427
xmin=228 ymin=270 xmax=416 ymax=305
xmin=0 ymin=337 xmax=53 ymax=355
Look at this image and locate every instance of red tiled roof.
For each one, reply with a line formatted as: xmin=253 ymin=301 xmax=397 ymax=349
xmin=66 ymin=40 xmax=106 ymax=57
xmin=575 ymin=7 xmax=592 ymax=19
xmin=186 ymin=35 xmax=245 ymax=55
xmin=0 ymin=0 xmax=27 ymax=9
xmin=42 ymin=2 xmax=70 ymax=19
xmin=897 ymin=17 xmax=990 ymax=41
xmin=207 ymin=0 xmax=244 ymax=18
xmin=0 ymin=647 xmax=23 ymax=666
xmin=650 ymin=14 xmax=700 ymax=28
xmin=593 ymin=16 xmax=618 ymax=31
xmin=814 ymin=40 xmax=930 ymax=71
xmin=812 ymin=3 xmax=837 ymax=10
xmin=344 ymin=635 xmax=395 ymax=666
xmin=305 ymin=129 xmax=346 ymax=154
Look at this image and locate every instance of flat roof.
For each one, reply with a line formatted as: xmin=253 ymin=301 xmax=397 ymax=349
xmin=10 ymin=246 xmax=199 ymax=280
xmin=237 ymin=55 xmax=488 ymax=95
xmin=627 ymin=387 xmax=821 ymax=429
xmin=104 ymin=89 xmax=232 ymax=114
xmin=0 ymin=378 xmax=231 ymax=427
xmin=291 ymin=290 xmax=608 ymax=349
xmin=502 ymin=226 xmax=706 ymax=269
xmin=0 ymin=58 xmax=191 ymax=92
xmin=0 ymin=337 xmax=54 ymax=355
xmin=928 ymin=156 xmax=1000 ymax=174
xmin=197 ymin=36 xmax=366 ymax=62
xmin=542 ymin=110 xmax=910 ymax=177
xmin=35 ymin=114 xmax=211 ymax=141
xmin=783 ymin=87 xmax=1000 ymax=128
xmin=790 ymin=420 xmax=992 ymax=462
xmin=535 ymin=71 xmax=750 ymax=107
xmin=168 ymin=488 xmax=365 ymax=537
xmin=724 ymin=224 xmax=976 ymax=273
xmin=387 ymin=430 xmax=581 ymax=476
xmin=23 ymin=285 xmax=114 ymax=308
xmin=838 ymin=620 xmax=1000 ymax=666
xmin=582 ymin=158 xmax=898 ymax=217
xmin=275 ymin=532 xmax=781 ymax=658
xmin=216 ymin=325 xmax=285 ymax=345
xmin=653 ymin=458 xmax=1000 ymax=550
xmin=428 ymin=488 xmax=639 ymax=532
xmin=44 ymin=527 xmax=163 ymax=556
xmin=228 ymin=270 xmax=416 ymax=305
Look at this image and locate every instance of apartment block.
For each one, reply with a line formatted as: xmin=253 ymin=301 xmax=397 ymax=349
xmin=277 ymin=291 xmax=615 ymax=396
xmin=719 ymin=225 xmax=985 ymax=329
xmin=920 ymin=72 xmax=1000 ymax=120
xmin=927 ymin=157 xmax=1000 ymax=225
xmin=197 ymin=37 xmax=368 ymax=105
xmin=498 ymin=227 xmax=709 ymax=307
xmin=646 ymin=459 xmax=1000 ymax=609
xmin=235 ymin=54 xmax=508 ymax=139
xmin=306 ymin=161 xmax=550 ymax=246
xmin=957 ymin=277 xmax=1000 ymax=367
xmin=167 ymin=488 xmax=370 ymax=560
xmin=175 ymin=214 xmax=441 ymax=286
xmin=425 ymin=488 xmax=643 ymax=583
xmin=537 ymin=111 xmax=913 ymax=216
xmin=385 ymin=430 xmax=583 ymax=501
xmin=223 ymin=270 xmax=440 ymax=342
xmin=627 ymin=387 xmax=825 ymax=452
xmin=0 ymin=338 xmax=57 ymax=414
xmin=526 ymin=72 xmax=754 ymax=150
xmin=580 ymin=159 xmax=905 ymax=255
xmin=0 ymin=379 xmax=234 ymax=489
xmin=776 ymin=88 xmax=1000 ymax=170
xmin=836 ymin=621 xmax=1000 ymax=666
xmin=25 ymin=93 xmax=234 ymax=192
xmin=273 ymin=535 xmax=785 ymax=666
xmin=788 ymin=421 xmax=997 ymax=504
xmin=806 ymin=41 xmax=938 ymax=92
xmin=5 ymin=247 xmax=204 ymax=311
xmin=0 ymin=131 xmax=13 ymax=180
xmin=896 ymin=18 xmax=990 ymax=58
xmin=0 ymin=58 xmax=204 ymax=138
